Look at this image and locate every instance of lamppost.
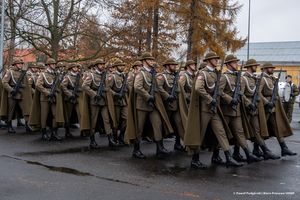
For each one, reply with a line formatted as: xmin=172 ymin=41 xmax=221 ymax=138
xmin=0 ymin=0 xmax=5 ymax=71
xmin=247 ymin=0 xmax=251 ymax=60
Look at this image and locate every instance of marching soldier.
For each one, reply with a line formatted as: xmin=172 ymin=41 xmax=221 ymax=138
xmin=125 ymin=52 xmax=174 ymax=159
xmin=61 ymin=63 xmax=82 ymax=138
xmin=282 ymin=75 xmax=299 ymax=123
xmin=33 ymin=58 xmax=65 ymax=141
xmin=241 ymin=59 xmax=280 ymax=160
xmin=221 ymin=54 xmax=262 ymax=163
xmin=1 ymin=58 xmax=32 ymax=133
xmin=184 ymin=52 xmax=243 ymax=169
xmin=260 ymin=63 xmax=297 ymax=156
xmin=27 ymin=63 xmax=39 ymax=95
xmin=81 ymin=58 xmax=117 ymax=149
xmin=107 ymin=59 xmax=128 ymax=145
xmin=128 ymin=61 xmax=143 ymax=89
xmin=179 ymin=60 xmax=197 ymax=105
xmin=157 ymin=58 xmax=186 ymax=151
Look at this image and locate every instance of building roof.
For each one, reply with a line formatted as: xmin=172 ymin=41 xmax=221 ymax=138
xmin=235 ymin=41 xmax=300 ymax=66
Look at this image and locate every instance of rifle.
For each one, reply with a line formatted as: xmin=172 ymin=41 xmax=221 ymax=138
xmin=210 ymin=60 xmax=224 ymax=113
xmin=148 ymin=68 xmax=157 ymax=107
xmin=70 ymin=69 xmax=82 ymax=104
xmin=266 ymin=68 xmax=282 ymax=114
xmin=249 ymin=72 xmax=264 ymax=114
xmin=116 ymin=72 xmax=129 ymax=103
xmin=48 ymin=71 xmax=66 ymax=104
xmin=231 ymin=61 xmax=244 ymax=111
xmin=11 ymin=69 xmax=28 ymax=97
xmin=168 ymin=71 xmax=179 ymax=104
xmin=94 ymin=70 xmax=107 ymax=104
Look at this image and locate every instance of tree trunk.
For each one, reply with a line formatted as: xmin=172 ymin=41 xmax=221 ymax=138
xmin=152 ymin=1 xmax=159 ymax=58
xmin=146 ymin=7 xmax=152 ymax=51
xmin=187 ymin=0 xmax=196 ymax=60
xmin=7 ymin=0 xmax=15 ymax=65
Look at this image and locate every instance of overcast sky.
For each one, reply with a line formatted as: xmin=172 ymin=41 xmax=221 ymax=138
xmin=236 ymin=0 xmax=300 ymax=42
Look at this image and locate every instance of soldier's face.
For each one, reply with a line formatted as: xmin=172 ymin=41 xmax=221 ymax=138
xmin=72 ymin=67 xmax=79 ymax=72
xmin=267 ymin=67 xmax=274 ymax=74
xmin=16 ymin=63 xmax=23 ymax=69
xmin=146 ymin=59 xmax=156 ymax=67
xmin=49 ymin=64 xmax=56 ymax=70
xmin=251 ymin=65 xmax=257 ymax=73
xmin=286 ymin=77 xmax=292 ymax=83
xmin=210 ymin=59 xmax=218 ymax=67
xmin=188 ymin=64 xmax=196 ymax=71
xmin=97 ymin=64 xmax=105 ymax=71
xmin=117 ymin=65 xmax=125 ymax=72
xmin=231 ymin=61 xmax=239 ymax=70
xmin=168 ymin=64 xmax=177 ymax=72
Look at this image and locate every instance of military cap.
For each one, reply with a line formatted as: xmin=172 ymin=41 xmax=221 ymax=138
xmin=163 ymin=58 xmax=178 ymax=66
xmin=57 ymin=62 xmax=67 ymax=68
xmin=224 ymin=54 xmax=240 ymax=64
xmin=28 ymin=62 xmax=37 ymax=68
xmin=36 ymin=62 xmax=45 ymax=69
xmin=112 ymin=59 xmax=126 ymax=67
xmin=46 ymin=58 xmax=56 ymax=65
xmin=185 ymin=60 xmax=196 ymax=67
xmin=261 ymin=62 xmax=275 ymax=69
xmin=199 ymin=62 xmax=207 ymax=70
xmin=139 ymin=52 xmax=155 ymax=61
xmin=244 ymin=59 xmax=260 ymax=68
xmin=12 ymin=58 xmax=24 ymax=65
xmin=67 ymin=63 xmax=77 ymax=70
xmin=203 ymin=52 xmax=220 ymax=61
xmin=132 ymin=61 xmax=142 ymax=67
xmin=94 ymin=58 xmax=106 ymax=65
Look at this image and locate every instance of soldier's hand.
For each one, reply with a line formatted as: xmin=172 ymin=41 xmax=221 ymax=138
xmin=69 ymin=95 xmax=76 ymax=103
xmin=10 ymin=90 xmax=17 ymax=97
xmin=230 ymin=99 xmax=239 ymax=106
xmin=147 ymin=95 xmax=154 ymax=104
xmin=167 ymin=95 xmax=175 ymax=102
xmin=186 ymin=96 xmax=191 ymax=104
xmin=248 ymin=103 xmax=256 ymax=111
xmin=210 ymin=99 xmax=217 ymax=107
xmin=115 ymin=93 xmax=123 ymax=99
xmin=266 ymin=102 xmax=274 ymax=109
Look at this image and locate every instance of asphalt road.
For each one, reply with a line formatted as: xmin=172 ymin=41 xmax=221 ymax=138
xmin=1 ymin=108 xmax=300 ymax=200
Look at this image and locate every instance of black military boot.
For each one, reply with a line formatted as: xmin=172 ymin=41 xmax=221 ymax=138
xmin=156 ymin=140 xmax=170 ymax=157
xmin=132 ymin=142 xmax=146 ymax=159
xmin=25 ymin=121 xmax=32 ymax=133
xmin=107 ymin=133 xmax=118 ymax=147
xmin=17 ymin=118 xmax=25 ymax=127
xmin=118 ymin=131 xmax=126 ymax=146
xmin=224 ymin=151 xmax=244 ymax=168
xmin=252 ymin=142 xmax=264 ymax=158
xmin=65 ymin=125 xmax=74 ymax=139
xmin=41 ymin=128 xmax=50 ymax=141
xmin=280 ymin=141 xmax=297 ymax=156
xmin=232 ymin=146 xmax=247 ymax=162
xmin=7 ymin=121 xmax=16 ymax=134
xmin=50 ymin=128 xmax=62 ymax=141
xmin=243 ymin=148 xmax=263 ymax=163
xmin=211 ymin=148 xmax=225 ymax=165
xmin=191 ymin=153 xmax=208 ymax=169
xmin=89 ymin=135 xmax=100 ymax=149
xmin=174 ymin=136 xmax=185 ymax=152
xmin=260 ymin=145 xmax=281 ymax=160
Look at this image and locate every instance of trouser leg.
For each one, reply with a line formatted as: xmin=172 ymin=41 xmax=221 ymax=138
xmin=100 ymin=106 xmax=112 ymax=135
xmin=149 ymin=108 xmax=163 ymax=141
xmin=136 ymin=110 xmax=148 ymax=140
xmin=90 ymin=106 xmax=100 ymax=135
xmin=8 ymin=98 xmax=17 ymax=121
xmin=41 ymin=102 xmax=50 ymax=129
xmin=210 ymin=114 xmax=230 ymax=151
xmin=250 ymin=115 xmax=265 ymax=146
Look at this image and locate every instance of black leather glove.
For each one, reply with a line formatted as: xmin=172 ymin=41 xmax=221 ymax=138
xmin=69 ymin=95 xmax=76 ymax=103
xmin=266 ymin=102 xmax=274 ymax=109
xmin=210 ymin=99 xmax=217 ymax=107
xmin=248 ymin=103 xmax=256 ymax=111
xmin=186 ymin=96 xmax=191 ymax=104
xmin=167 ymin=95 xmax=175 ymax=102
xmin=147 ymin=95 xmax=154 ymax=104
xmin=230 ymin=99 xmax=239 ymax=106
xmin=115 ymin=92 xmax=123 ymax=99
xmin=10 ymin=90 xmax=17 ymax=97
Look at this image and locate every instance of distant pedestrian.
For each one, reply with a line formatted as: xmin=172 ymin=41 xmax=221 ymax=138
xmin=282 ymin=75 xmax=299 ymax=123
